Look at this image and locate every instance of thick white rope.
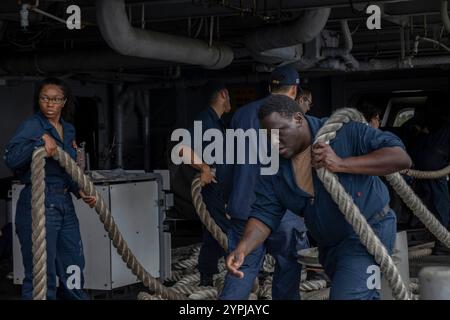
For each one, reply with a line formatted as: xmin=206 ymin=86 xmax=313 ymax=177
xmin=385 ymin=173 xmax=450 ymax=248
xmin=313 ymin=108 xmax=411 ymax=300
xmin=400 ymin=165 xmax=450 ymax=179
xmin=31 ymin=147 xmax=185 ymax=300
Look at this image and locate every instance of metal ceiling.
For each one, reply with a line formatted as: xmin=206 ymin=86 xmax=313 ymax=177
xmin=0 ymin=0 xmax=449 ymax=78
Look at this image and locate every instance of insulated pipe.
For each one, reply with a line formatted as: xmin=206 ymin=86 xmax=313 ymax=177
xmin=245 ymin=8 xmax=331 ymax=53
xmin=321 ymin=20 xmax=358 ymax=69
xmin=341 ymin=20 xmax=353 ymax=52
xmin=297 ymin=55 xmax=450 ymax=72
xmin=442 ymin=1 xmax=450 ymax=35
xmin=95 ymin=0 xmax=233 ymax=69
xmin=359 ymin=55 xmax=450 ymax=71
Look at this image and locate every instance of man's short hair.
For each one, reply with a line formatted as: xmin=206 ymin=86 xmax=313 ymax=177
xmin=204 ymin=80 xmax=227 ymax=105
xmin=357 ymin=99 xmax=381 ymax=122
xmin=258 ymin=94 xmax=300 ymax=121
xmin=270 ymin=84 xmax=294 ymax=94
xmin=297 ymin=87 xmax=312 ymax=99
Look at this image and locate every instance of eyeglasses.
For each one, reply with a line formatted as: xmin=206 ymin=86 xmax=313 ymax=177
xmin=303 ymin=96 xmax=313 ymax=107
xmin=39 ymin=95 xmax=66 ymax=105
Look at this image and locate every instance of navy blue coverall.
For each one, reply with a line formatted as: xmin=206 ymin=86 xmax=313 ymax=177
xmin=249 ymin=116 xmax=403 ymax=300
xmin=219 ymin=98 xmax=309 ymax=300
xmin=187 ymin=106 xmax=231 ymax=277
xmin=407 ymin=121 xmax=450 ymax=229
xmin=4 ymin=111 xmax=88 ymax=300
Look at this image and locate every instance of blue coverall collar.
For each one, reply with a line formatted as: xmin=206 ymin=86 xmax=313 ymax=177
xmin=36 ymin=111 xmax=54 ymax=130
xmin=36 ymin=111 xmax=69 ymax=144
xmin=280 ymin=115 xmax=324 ymax=198
xmin=206 ymin=105 xmax=226 ymax=132
xmin=207 ymin=105 xmax=221 ymax=120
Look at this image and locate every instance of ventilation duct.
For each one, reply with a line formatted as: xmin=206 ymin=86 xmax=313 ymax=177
xmin=96 ymin=0 xmax=233 ymax=70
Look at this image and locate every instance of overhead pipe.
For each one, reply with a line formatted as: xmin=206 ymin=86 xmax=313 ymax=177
xmin=341 ymin=19 xmax=353 ymax=53
xmin=295 ymin=54 xmax=450 ymax=73
xmin=442 ymin=1 xmax=450 ymax=35
xmin=412 ymin=36 xmax=450 ymax=55
xmin=244 ymin=8 xmax=331 ymax=54
xmin=321 ymin=20 xmax=359 ymax=69
xmin=95 ymin=0 xmax=233 ymax=69
xmin=315 ymin=59 xmax=348 ymax=71
xmin=358 ymin=55 xmax=450 ymax=71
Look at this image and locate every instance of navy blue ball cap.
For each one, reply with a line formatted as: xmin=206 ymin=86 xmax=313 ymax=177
xmin=270 ymin=66 xmax=300 ymax=86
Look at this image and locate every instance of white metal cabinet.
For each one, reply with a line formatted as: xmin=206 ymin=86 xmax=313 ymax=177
xmin=12 ymin=178 xmax=164 ymax=290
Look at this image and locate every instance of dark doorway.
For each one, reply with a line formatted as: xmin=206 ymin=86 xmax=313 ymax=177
xmin=73 ymin=97 xmax=99 ymax=170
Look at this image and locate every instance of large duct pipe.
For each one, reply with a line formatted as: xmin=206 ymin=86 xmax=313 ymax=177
xmin=321 ymin=20 xmax=358 ymax=69
xmin=362 ymin=55 xmax=450 ymax=70
xmin=296 ymin=55 xmax=450 ymax=72
xmin=340 ymin=20 xmax=353 ymax=53
xmin=95 ymin=0 xmax=233 ymax=69
xmin=442 ymin=1 xmax=450 ymax=35
xmin=245 ymin=8 xmax=331 ymax=54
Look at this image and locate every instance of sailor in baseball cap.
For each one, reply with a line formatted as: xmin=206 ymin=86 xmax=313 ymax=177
xmin=270 ymin=65 xmax=300 ymax=86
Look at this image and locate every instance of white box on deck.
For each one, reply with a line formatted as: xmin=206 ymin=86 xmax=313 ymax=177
xmin=12 ymin=178 xmax=166 ymax=291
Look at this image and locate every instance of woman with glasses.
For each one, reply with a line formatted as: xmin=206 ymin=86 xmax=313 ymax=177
xmin=4 ymin=78 xmax=96 ymax=299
